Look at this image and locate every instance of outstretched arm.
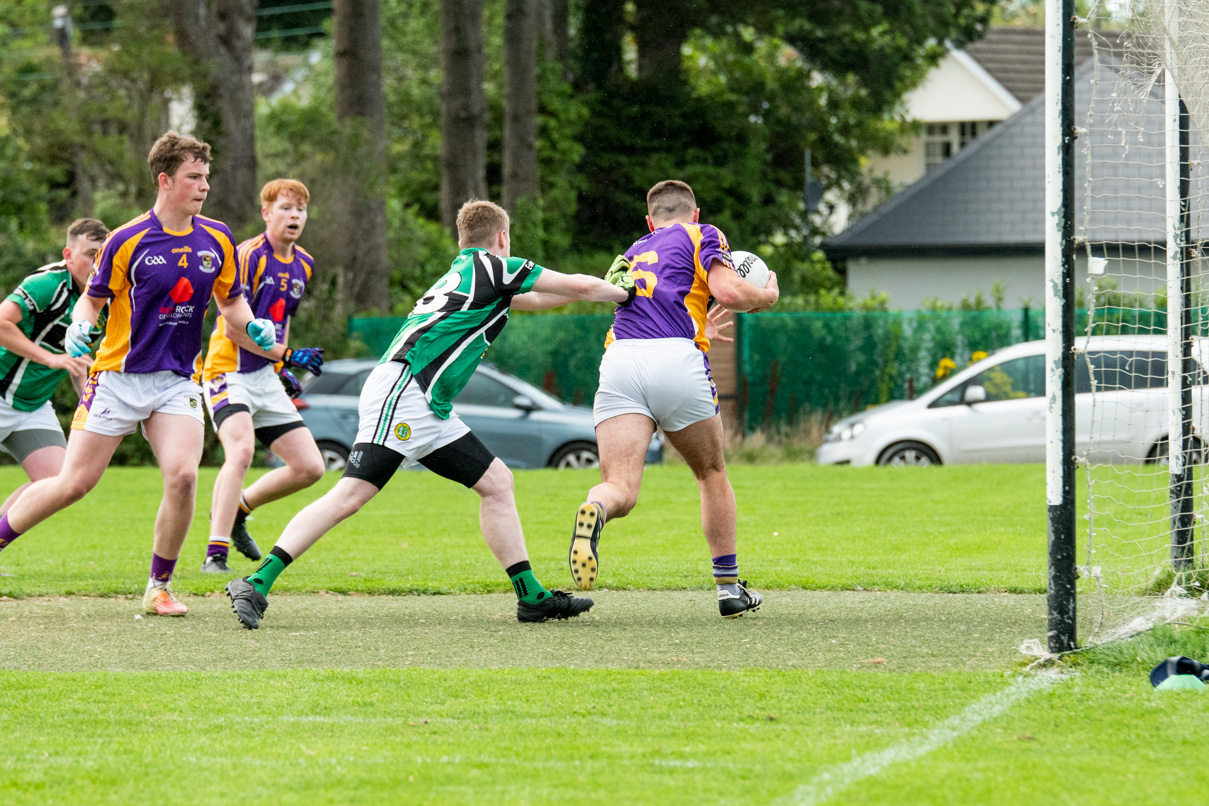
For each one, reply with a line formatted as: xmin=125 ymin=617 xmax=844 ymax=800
xmin=511 ymin=270 xmax=628 ymax=311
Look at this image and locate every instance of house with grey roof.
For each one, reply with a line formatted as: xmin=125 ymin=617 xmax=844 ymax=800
xmin=826 ymin=51 xmax=1208 ymax=310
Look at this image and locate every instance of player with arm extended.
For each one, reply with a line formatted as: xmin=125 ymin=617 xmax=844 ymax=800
xmin=199 ymin=179 xmax=326 ymax=573
xmin=223 ymin=199 xmax=629 ymax=629
xmin=0 ymin=219 xmax=107 ymax=523
xmin=567 ymin=179 xmax=779 ymax=617
xmin=0 ymin=132 xmax=277 ymax=615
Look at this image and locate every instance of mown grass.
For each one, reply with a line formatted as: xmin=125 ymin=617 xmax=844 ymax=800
xmin=0 ymin=462 xmax=1050 ymax=597
xmin=4 ymin=462 xmax=1208 ymax=804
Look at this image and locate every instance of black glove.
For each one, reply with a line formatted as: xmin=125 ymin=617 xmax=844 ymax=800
xmin=284 ymin=346 xmax=325 ymax=376
xmin=278 ymin=367 xmax=302 ymax=398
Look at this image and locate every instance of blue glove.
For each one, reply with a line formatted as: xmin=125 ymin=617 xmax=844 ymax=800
xmin=245 ymin=318 xmax=276 ymax=352
xmin=605 ymin=254 xmax=637 ymax=305
xmin=65 ymin=321 xmax=93 ymax=358
xmin=278 ymin=367 xmax=302 ymax=398
xmin=284 ymin=346 xmax=325 ymax=376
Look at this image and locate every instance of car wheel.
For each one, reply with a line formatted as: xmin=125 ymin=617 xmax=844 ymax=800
xmin=878 ymin=441 xmax=941 ymax=467
xmin=550 ymin=441 xmax=600 ymax=469
xmin=316 ymin=440 xmax=351 ymax=472
xmin=1147 ymin=436 xmax=1206 ymax=466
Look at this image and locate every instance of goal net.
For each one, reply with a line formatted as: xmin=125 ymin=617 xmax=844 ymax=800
xmin=1079 ymin=0 xmax=1209 ymax=645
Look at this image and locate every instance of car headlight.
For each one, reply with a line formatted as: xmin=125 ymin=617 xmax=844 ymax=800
xmin=825 ymin=421 xmax=867 ymax=443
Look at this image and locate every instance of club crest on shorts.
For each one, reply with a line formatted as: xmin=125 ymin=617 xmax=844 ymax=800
xmin=394 ymin=423 xmax=411 ymax=441
xmin=188 ymin=397 xmax=199 ymax=409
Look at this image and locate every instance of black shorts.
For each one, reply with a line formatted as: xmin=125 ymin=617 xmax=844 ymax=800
xmin=341 ymin=432 xmax=495 ymax=490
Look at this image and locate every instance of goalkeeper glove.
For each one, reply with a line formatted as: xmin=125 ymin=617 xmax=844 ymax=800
xmin=284 ymin=346 xmax=325 ymax=376
xmin=278 ymin=367 xmax=302 ymax=399
xmin=65 ymin=321 xmax=94 ymax=358
xmin=605 ymin=254 xmax=637 ymax=305
xmin=245 ymin=318 xmax=277 ymax=352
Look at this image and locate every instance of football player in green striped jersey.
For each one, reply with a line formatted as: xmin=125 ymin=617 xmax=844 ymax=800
xmin=224 ymin=200 xmax=633 ymax=628
xmin=0 ymin=219 xmax=108 ymax=520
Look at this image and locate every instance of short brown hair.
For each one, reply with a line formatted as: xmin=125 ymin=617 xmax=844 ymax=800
xmin=646 ymin=180 xmax=697 ymax=221
xmin=456 ymin=199 xmax=509 ymax=248
xmin=261 ymin=178 xmax=310 ymax=208
xmin=147 ymin=131 xmax=211 ymax=184
xmin=66 ymin=218 xmax=109 ymax=245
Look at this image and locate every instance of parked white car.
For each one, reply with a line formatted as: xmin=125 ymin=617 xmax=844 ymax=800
xmin=816 ymin=335 xmax=1209 ymax=466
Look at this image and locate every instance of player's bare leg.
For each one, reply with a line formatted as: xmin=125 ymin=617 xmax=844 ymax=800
xmin=205 ymin=412 xmax=256 ymax=569
xmin=141 ymin=412 xmax=203 ymax=616
xmin=226 ymin=476 xmax=380 ymax=629
xmin=570 ymin=413 xmax=653 ymax=590
xmin=246 ymin=428 xmax=324 ymax=508
xmin=2 ymin=429 xmax=120 ymax=534
xmin=664 ymin=414 xmax=761 ymax=618
xmin=474 ymin=458 xmax=529 ymax=568
xmin=470 ymin=457 xmax=593 ymax=621
xmin=0 ymin=444 xmax=66 ymax=517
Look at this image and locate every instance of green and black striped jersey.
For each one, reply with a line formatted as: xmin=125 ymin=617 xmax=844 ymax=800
xmin=382 ymin=248 xmax=543 ymax=418
xmin=0 ymin=262 xmax=98 ymax=412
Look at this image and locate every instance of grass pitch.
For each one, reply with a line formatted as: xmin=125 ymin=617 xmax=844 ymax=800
xmin=3 ymin=463 xmax=1207 ymax=804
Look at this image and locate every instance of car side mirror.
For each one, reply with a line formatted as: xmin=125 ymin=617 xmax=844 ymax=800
xmin=512 ymin=395 xmax=539 ymax=412
xmin=963 ymin=385 xmax=987 ymax=405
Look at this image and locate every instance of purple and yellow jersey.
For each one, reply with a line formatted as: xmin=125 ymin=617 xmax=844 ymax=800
xmin=202 ymin=235 xmax=314 ymax=380
xmin=87 ymin=210 xmax=242 ymax=380
xmin=605 ymin=222 xmax=733 ymax=353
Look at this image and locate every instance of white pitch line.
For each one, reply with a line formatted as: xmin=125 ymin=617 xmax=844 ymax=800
xmin=772 ymin=671 xmax=1065 ymax=806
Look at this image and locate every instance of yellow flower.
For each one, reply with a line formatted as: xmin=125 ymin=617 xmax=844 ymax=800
xmin=970 ymin=351 xmax=988 ymax=364
xmin=935 ymin=357 xmax=957 ymax=379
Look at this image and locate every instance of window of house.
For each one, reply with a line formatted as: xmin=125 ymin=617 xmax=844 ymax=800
xmin=924 ymin=121 xmax=997 ymax=172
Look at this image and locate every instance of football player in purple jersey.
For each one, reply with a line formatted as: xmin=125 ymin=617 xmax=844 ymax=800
xmin=568 ymin=180 xmax=778 ymax=617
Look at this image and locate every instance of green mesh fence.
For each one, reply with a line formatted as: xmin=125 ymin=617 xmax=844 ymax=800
xmin=349 ymin=314 xmax=613 ymax=407
xmin=351 ymin=307 xmax=1180 ymax=431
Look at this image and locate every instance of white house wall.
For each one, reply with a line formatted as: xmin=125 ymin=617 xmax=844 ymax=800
xmin=843 ymin=253 xmax=1169 ymax=310
xmin=905 ymin=52 xmax=1021 ymax=122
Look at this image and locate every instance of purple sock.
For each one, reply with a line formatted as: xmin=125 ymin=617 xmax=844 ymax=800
xmin=149 ymin=553 xmax=176 ymax=584
xmin=207 ymin=538 xmax=231 ymax=559
xmin=0 ymin=514 xmax=23 ymax=551
xmin=712 ymin=553 xmax=738 ymax=585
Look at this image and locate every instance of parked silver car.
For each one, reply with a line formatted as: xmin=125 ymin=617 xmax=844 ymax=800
xmin=816 ymin=335 xmax=1209 ymax=466
xmin=289 ymin=359 xmax=664 ymax=471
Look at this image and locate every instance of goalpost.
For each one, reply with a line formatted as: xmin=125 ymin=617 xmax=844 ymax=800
xmin=1047 ymin=0 xmax=1209 ymax=651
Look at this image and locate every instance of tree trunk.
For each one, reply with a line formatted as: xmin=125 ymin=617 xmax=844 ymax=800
xmin=635 ymin=0 xmax=687 ymax=83
xmin=503 ymin=0 xmax=538 ymax=214
xmin=574 ymin=0 xmax=625 ymax=91
xmin=440 ymin=0 xmax=488 ymax=236
xmin=333 ymin=0 xmax=390 ymax=313
xmin=172 ymin=0 xmax=258 ymax=232
xmin=538 ymin=0 xmax=570 ymax=77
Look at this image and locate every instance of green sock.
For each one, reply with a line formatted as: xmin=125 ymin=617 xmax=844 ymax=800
xmin=506 ymin=561 xmax=550 ymax=605
xmin=248 ymin=547 xmax=292 ymax=595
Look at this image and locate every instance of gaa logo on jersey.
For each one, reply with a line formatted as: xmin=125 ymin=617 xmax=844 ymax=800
xmin=198 ymin=250 xmax=218 ymax=274
xmin=394 ymin=423 xmax=411 ymax=441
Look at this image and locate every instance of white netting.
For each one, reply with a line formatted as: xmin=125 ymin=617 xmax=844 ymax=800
xmin=1079 ymin=0 xmax=1209 ymax=645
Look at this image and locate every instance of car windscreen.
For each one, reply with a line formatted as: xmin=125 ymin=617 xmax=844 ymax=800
xmin=455 ymin=373 xmax=517 ymax=407
xmin=302 ymin=370 xmax=366 ymax=396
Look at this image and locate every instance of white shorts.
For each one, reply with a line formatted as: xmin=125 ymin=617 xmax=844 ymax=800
xmin=354 ymin=361 xmax=471 ymax=467
xmin=72 ymin=370 xmax=205 ymax=436
xmin=0 ymin=398 xmax=65 ymax=460
xmin=594 ymin=338 xmax=719 ymax=432
xmin=204 ymin=365 xmax=302 ymax=431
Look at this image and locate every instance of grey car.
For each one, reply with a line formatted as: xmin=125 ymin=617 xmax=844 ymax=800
xmin=289 ymin=358 xmax=664 ymax=471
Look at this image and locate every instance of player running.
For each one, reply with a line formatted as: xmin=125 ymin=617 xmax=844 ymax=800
xmin=0 ymin=132 xmax=277 ymax=616
xmin=0 ymin=219 xmax=107 ymax=522
xmin=200 ymin=179 xmax=326 ymax=573
xmin=567 ymin=179 xmax=778 ymax=617
xmin=223 ymin=199 xmax=631 ymax=629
